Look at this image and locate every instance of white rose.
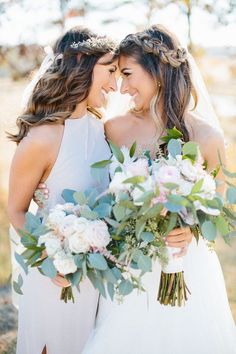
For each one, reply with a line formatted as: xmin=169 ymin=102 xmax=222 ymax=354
xmin=45 ymin=236 xmax=62 ymax=257
xmin=85 ymin=220 xmax=111 ymax=249
xmin=58 ymin=214 xmax=78 ymax=237
xmin=74 ymin=217 xmax=90 ymax=233
xmin=53 ymin=252 xmax=77 ymax=275
xmin=68 ymin=232 xmax=90 ymax=254
xmin=46 ymin=210 xmax=66 ymax=229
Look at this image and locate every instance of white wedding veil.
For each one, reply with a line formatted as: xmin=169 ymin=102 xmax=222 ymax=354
xmin=187 ymin=52 xmax=223 ymax=133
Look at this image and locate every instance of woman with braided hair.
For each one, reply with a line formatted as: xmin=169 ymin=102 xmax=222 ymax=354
xmin=8 ymin=26 xmax=119 ymax=354
xmin=82 ymin=25 xmax=236 ymax=354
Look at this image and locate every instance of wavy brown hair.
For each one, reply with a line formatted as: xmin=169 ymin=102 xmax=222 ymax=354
xmin=8 ymin=26 xmax=117 ymax=144
xmin=119 ymin=24 xmax=197 ymax=142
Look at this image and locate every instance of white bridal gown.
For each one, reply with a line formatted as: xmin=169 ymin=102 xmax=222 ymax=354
xmin=16 ymin=113 xmax=110 ymax=354
xmin=83 ymin=237 xmax=236 ymax=354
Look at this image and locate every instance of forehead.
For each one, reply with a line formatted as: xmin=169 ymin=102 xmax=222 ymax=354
xmin=118 ymin=55 xmax=137 ymax=70
xmin=97 ymin=52 xmax=118 ymax=65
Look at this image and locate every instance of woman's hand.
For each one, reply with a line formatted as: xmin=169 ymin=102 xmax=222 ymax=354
xmin=165 ymin=226 xmax=193 ymax=257
xmin=33 ymin=182 xmax=49 ymax=207
xmin=52 ymin=274 xmax=71 ymax=288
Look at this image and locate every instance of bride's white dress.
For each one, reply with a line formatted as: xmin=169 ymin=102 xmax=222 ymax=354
xmin=16 ymin=114 xmax=110 ymax=354
xmin=83 ymin=237 xmax=236 ymax=354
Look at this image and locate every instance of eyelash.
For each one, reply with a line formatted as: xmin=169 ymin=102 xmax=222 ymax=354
xmin=109 ymin=69 xmax=116 ymax=74
xmin=123 ymin=72 xmax=131 ymax=77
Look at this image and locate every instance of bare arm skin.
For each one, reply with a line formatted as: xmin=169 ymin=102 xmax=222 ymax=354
xmin=8 ymin=124 xmax=69 ymax=288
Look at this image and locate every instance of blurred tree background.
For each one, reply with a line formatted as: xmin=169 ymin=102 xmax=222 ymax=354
xmin=0 ymin=1 xmax=236 ymax=352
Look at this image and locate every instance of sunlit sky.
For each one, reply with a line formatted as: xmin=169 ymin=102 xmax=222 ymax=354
xmin=0 ymin=0 xmax=235 ymax=47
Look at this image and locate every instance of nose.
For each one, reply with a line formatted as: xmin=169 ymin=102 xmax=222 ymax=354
xmin=120 ymin=78 xmax=129 ymax=95
xmin=109 ymin=75 xmax=118 ymax=92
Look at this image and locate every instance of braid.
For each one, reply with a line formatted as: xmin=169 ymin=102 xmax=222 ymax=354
xmin=132 ymin=34 xmax=187 ymax=68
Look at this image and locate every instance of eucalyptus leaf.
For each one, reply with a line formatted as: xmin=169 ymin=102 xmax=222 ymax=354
xmin=140 ymin=232 xmax=154 ymax=243
xmin=109 ymin=140 xmax=124 ymax=163
xmin=88 ymin=253 xmax=108 ymax=271
xmin=226 ymin=186 xmax=236 ymax=204
xmin=13 ymin=280 xmax=23 ymax=295
xmin=102 ymin=268 xmax=117 ymax=284
xmin=129 ymin=141 xmax=137 ymax=158
xmin=80 ymin=208 xmax=98 ymax=220
xmin=183 ymin=142 xmax=198 ymax=159
xmin=24 ymin=212 xmax=42 ymax=233
xmin=41 ymin=258 xmax=57 ymax=278
xmin=94 ymin=203 xmax=112 ymax=218
xmin=123 ymin=176 xmax=146 ymax=185
xmin=118 ymin=279 xmax=133 ymax=296
xmin=91 ymin=159 xmax=112 ymax=168
xmin=135 ymin=218 xmax=146 ymax=239
xmin=137 ymin=254 xmax=152 ymax=272
xmin=74 ymin=254 xmax=84 ymax=268
xmin=73 ymin=191 xmax=87 ymax=205
xmin=104 ymin=217 xmax=120 ymax=228
xmin=111 ymin=267 xmax=122 ymax=280
xmin=107 ymin=282 xmax=115 ymax=300
xmin=70 ymin=269 xmax=82 ymax=286
xmin=215 ymin=216 xmax=230 ymax=236
xmin=113 ymin=204 xmax=126 ymax=222
xmin=15 ymin=252 xmax=28 ymax=275
xmin=201 ymin=221 xmax=217 ymax=241
xmin=61 ymin=189 xmax=76 ymax=203
xmin=167 ymin=139 xmax=182 ymax=157
xmin=191 ymin=179 xmax=204 ymax=194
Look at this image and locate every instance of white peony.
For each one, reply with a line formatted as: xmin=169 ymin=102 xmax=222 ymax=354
xmin=85 ymin=220 xmax=111 ymax=249
xmin=178 ymin=179 xmax=194 ymax=196
xmin=46 ymin=209 xmax=66 ymax=229
xmin=53 ymin=251 xmax=77 ymax=274
xmin=68 ymin=232 xmax=90 ymax=254
xmin=58 ymin=214 xmax=78 ymax=238
xmin=45 ymin=236 xmax=62 ymax=256
xmin=125 ymin=158 xmax=149 ymax=178
xmin=38 ymin=232 xmax=62 ymax=256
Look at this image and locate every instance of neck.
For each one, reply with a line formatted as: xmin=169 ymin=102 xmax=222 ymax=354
xmin=70 ymin=102 xmax=88 ymax=119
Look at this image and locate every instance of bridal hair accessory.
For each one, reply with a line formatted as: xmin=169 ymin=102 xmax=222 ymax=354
xmin=21 ymin=46 xmax=62 ymax=109
xmin=70 ymin=37 xmax=118 ymax=54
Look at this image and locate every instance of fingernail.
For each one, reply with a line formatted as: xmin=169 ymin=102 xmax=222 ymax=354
xmin=165 ymin=241 xmax=168 ymax=245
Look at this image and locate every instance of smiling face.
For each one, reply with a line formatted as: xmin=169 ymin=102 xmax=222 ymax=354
xmin=119 ymin=55 xmax=157 ymax=111
xmin=87 ymin=53 xmax=118 ymax=108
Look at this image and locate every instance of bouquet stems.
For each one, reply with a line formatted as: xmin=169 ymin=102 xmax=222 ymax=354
xmin=157 ymin=271 xmax=190 ymax=306
xmin=60 ymin=286 xmax=75 ymax=303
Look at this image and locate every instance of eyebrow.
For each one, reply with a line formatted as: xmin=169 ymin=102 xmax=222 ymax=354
xmin=120 ymin=67 xmax=132 ymax=73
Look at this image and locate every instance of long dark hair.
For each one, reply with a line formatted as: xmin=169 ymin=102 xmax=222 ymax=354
xmin=8 ymin=26 xmax=117 ymax=144
xmin=119 ymin=24 xmax=196 ymax=142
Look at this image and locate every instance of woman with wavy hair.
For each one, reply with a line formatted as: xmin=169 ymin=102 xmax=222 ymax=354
xmin=82 ymin=25 xmax=236 ymax=354
xmin=8 ymin=26 xmax=118 ymax=354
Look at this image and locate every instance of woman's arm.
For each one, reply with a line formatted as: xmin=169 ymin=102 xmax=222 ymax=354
xmin=8 ymin=133 xmax=51 ymax=232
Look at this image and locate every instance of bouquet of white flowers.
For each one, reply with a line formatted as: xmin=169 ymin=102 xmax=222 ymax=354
xmin=92 ymin=128 xmax=236 ymax=306
xmin=14 ymin=188 xmax=142 ymax=303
